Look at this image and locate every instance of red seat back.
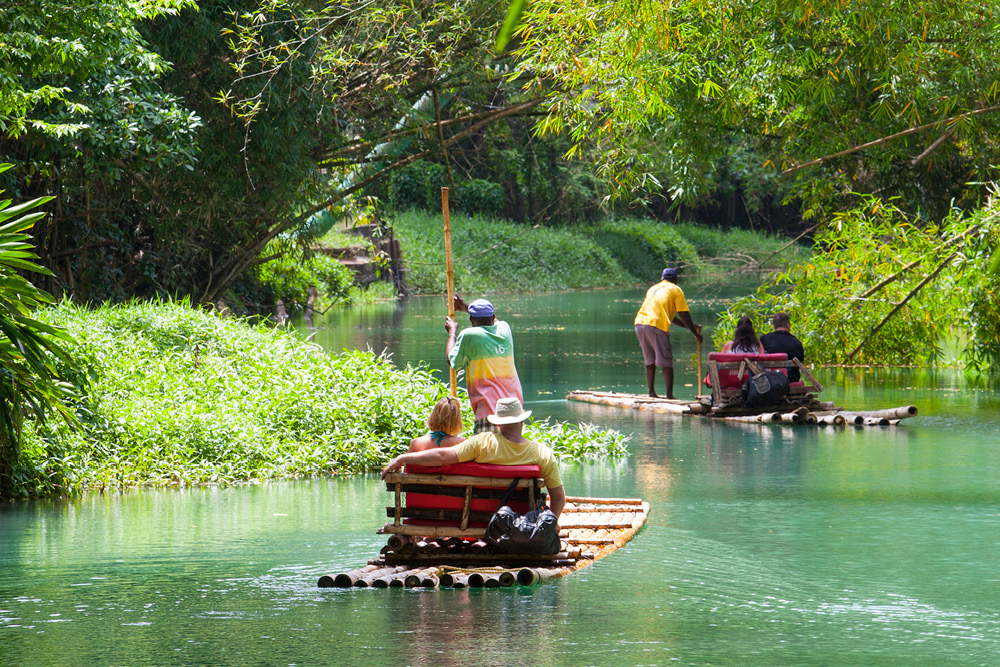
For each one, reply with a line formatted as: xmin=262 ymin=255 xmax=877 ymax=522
xmin=708 ymin=352 xmax=789 ymax=389
xmin=403 ymin=462 xmax=542 ymax=525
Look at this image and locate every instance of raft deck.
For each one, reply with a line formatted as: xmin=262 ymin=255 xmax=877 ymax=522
xmin=567 ymin=389 xmax=918 ymax=426
xmin=318 ymin=495 xmax=650 ymax=589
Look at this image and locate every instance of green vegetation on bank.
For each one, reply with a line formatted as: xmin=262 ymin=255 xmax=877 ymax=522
xmin=715 ymin=198 xmax=1000 ymax=369
xmin=6 ymin=300 xmax=628 ymax=499
xmin=360 ymin=209 xmax=809 ymax=294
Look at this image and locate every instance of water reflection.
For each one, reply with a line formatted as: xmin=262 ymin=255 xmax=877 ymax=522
xmin=4 ymin=288 xmax=1000 ymax=665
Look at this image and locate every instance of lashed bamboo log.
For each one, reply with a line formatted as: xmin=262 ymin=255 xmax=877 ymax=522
xmin=467 ymin=572 xmax=488 ymax=588
xmin=498 ymin=571 xmax=516 ymax=587
xmin=804 ymin=413 xmax=818 ymax=425
xmin=321 ymin=564 xmax=379 ymax=588
xmin=778 ymin=412 xmax=803 ymax=424
xmin=405 ymin=567 xmax=439 ymax=588
xmin=420 ymin=574 xmax=440 ymax=588
xmin=386 ymin=535 xmax=406 ymax=551
xmin=856 ymin=406 xmax=918 ymax=420
xmin=355 ymin=566 xmax=408 ymax=588
xmin=864 ymin=416 xmax=891 ymax=426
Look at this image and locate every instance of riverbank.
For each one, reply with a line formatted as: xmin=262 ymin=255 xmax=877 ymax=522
xmin=384 ymin=210 xmax=809 ymax=294
xmin=7 ymin=300 xmax=627 ymax=499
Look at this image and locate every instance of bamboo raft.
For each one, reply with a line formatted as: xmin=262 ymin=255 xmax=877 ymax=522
xmin=566 ymin=389 xmax=918 ymax=427
xmin=318 ymin=495 xmax=650 ymax=589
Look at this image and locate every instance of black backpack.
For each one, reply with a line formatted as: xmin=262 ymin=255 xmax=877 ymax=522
xmin=741 ymin=360 xmax=790 ymax=408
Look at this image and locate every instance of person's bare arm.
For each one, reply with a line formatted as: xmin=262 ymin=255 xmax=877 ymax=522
xmin=445 ymin=316 xmax=458 ymax=358
xmin=547 ymin=485 xmax=566 ymax=518
xmin=381 ymin=447 xmax=460 ymax=479
xmin=674 ymin=311 xmax=703 ymax=342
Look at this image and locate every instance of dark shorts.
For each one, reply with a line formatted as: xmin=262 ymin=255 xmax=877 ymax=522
xmin=474 ymin=418 xmax=502 ymax=435
xmin=635 ymin=324 xmax=673 ymax=367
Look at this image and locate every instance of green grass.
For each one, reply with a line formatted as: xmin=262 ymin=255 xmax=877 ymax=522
xmin=8 ymin=300 xmax=628 ymax=498
xmin=374 ymin=209 xmax=810 ymax=294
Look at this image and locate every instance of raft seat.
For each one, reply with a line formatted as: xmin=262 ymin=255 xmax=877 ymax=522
xmin=380 ymin=462 xmax=546 ymax=539
xmin=704 ymin=352 xmax=823 ymax=406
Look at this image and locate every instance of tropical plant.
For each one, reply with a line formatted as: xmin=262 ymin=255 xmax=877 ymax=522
xmin=716 ymin=195 xmax=1000 ymax=368
xmin=0 ymin=164 xmax=78 ymax=496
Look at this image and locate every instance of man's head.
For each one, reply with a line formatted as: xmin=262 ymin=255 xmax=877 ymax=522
xmin=772 ymin=312 xmax=791 ymax=331
xmin=468 ymin=298 xmax=496 ymax=327
xmin=661 ymin=267 xmax=678 ymax=283
xmin=487 ymin=397 xmax=531 ymax=435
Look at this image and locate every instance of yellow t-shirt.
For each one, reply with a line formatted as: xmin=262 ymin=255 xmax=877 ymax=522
xmin=454 ymin=432 xmax=562 ymax=489
xmin=634 ymin=280 xmax=689 ymax=332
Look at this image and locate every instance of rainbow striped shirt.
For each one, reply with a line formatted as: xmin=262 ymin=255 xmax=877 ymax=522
xmin=448 ymin=320 xmax=523 ymax=420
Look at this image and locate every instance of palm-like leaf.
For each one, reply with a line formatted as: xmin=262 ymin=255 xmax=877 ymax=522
xmin=0 ymin=163 xmax=79 ymax=494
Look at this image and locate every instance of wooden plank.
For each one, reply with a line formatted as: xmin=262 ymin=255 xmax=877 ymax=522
xmin=379 ymin=524 xmax=487 ymax=538
xmin=460 ymin=486 xmax=472 ymax=531
xmin=383 ymin=472 xmax=542 ymax=488
xmin=708 ymin=360 xmax=723 ymax=405
xmin=385 ymin=507 xmax=494 ymax=523
xmin=564 ymin=496 xmax=644 ymax=505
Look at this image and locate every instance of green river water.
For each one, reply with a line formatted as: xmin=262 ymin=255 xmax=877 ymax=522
xmin=2 ymin=284 xmax=999 ymax=666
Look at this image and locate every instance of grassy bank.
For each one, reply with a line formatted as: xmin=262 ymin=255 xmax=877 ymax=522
xmin=8 ymin=301 xmax=628 ymax=498
xmin=373 ymin=210 xmax=809 ymax=294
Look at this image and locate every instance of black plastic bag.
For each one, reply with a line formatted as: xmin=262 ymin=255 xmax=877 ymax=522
xmin=484 ymin=505 xmax=561 ymax=556
xmin=483 ymin=477 xmax=561 ymax=556
xmin=742 ymin=369 xmax=790 ymax=408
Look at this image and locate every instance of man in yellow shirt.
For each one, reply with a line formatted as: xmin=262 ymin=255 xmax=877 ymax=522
xmin=634 ymin=267 xmax=702 ymax=399
xmin=381 ymin=397 xmax=565 ymax=517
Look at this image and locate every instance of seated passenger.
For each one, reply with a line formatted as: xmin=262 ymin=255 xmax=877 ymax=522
xmin=381 ymin=397 xmax=566 ymax=518
xmin=407 ymin=396 xmax=465 ymax=453
xmin=760 ymin=312 xmax=805 ymax=383
xmin=720 ymin=316 xmax=765 ymax=354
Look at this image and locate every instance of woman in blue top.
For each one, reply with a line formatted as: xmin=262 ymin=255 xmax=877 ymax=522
xmin=407 ymin=396 xmax=466 ymax=453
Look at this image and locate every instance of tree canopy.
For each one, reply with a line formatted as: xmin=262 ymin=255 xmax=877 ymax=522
xmin=513 ymin=0 xmax=1000 ymax=216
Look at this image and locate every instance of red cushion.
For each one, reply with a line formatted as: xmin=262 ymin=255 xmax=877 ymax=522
xmin=707 ymin=352 xmax=789 ymax=389
xmin=402 ymin=462 xmax=542 ymax=521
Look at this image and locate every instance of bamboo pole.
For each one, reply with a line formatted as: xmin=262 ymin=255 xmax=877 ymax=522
xmin=696 ymin=333 xmax=703 ymax=395
xmin=443 ymin=187 xmax=457 ymax=397
xmin=355 ymin=566 xmax=408 ymax=587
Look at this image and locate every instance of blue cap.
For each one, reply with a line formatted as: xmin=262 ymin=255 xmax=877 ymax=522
xmin=467 ymin=299 xmax=495 ymax=318
xmin=661 ymin=268 xmax=678 ymax=281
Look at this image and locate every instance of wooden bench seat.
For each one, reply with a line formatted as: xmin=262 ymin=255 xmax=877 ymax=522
xmin=379 ymin=462 xmax=546 ymax=539
xmin=704 ymin=352 xmax=823 ymax=406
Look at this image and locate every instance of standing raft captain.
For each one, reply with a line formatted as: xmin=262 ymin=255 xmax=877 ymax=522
xmin=446 ymin=295 xmax=524 ymax=434
xmin=634 ymin=268 xmax=703 ymax=399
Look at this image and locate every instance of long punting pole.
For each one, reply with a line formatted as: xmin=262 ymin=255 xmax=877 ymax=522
xmin=696 ymin=333 xmax=703 ymax=395
xmin=442 ymin=187 xmax=457 ymax=397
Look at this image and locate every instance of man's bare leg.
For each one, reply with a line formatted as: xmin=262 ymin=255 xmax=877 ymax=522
xmin=645 ymin=364 xmax=658 ymax=398
xmin=662 ymin=367 xmax=674 ymax=399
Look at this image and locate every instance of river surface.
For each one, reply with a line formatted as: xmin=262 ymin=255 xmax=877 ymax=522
xmin=2 ymin=284 xmax=1000 ymax=666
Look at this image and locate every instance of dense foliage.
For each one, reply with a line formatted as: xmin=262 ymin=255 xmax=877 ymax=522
xmin=514 ymin=0 xmax=1000 ymax=218
xmin=8 ymin=300 xmax=628 ymax=498
xmin=716 ymin=197 xmax=1000 ymax=368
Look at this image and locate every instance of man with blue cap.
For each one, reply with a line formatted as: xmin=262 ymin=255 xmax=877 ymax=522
xmin=634 ymin=268 xmax=702 ymax=399
xmin=446 ymin=296 xmax=524 ymax=434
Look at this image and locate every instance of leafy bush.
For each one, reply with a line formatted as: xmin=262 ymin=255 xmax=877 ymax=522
xmin=586 ymin=219 xmax=698 ymax=280
xmin=252 ymin=250 xmax=354 ymax=310
xmin=10 ymin=300 xmax=628 ymax=497
xmin=455 ymin=179 xmax=505 ymax=217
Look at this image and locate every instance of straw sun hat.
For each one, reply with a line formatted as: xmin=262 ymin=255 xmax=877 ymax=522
xmin=486 ymin=397 xmax=532 ymax=425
